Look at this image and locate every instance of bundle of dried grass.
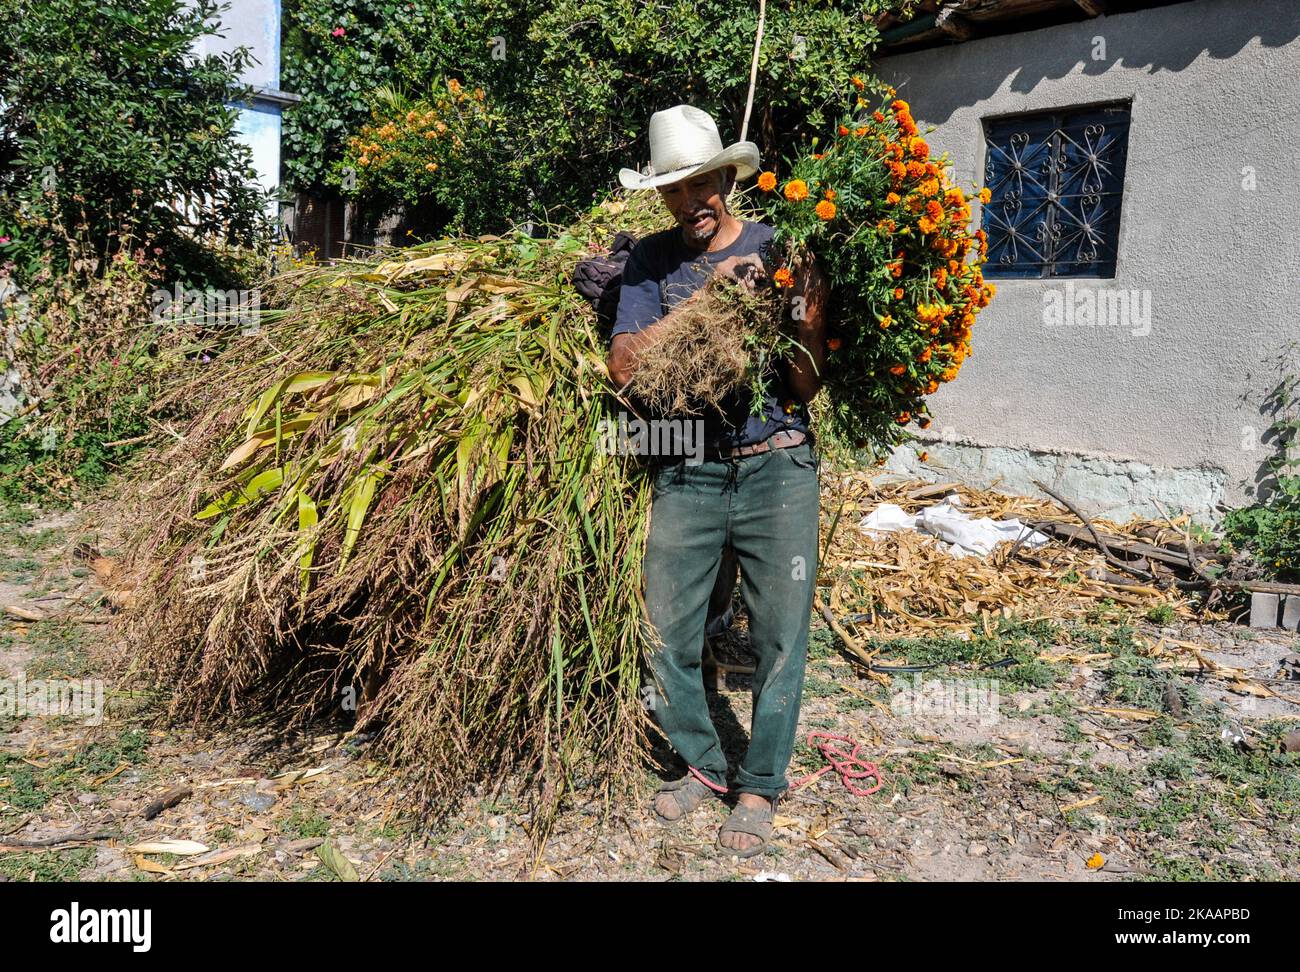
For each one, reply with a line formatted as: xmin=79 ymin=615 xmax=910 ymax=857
xmin=621 ymin=275 xmax=794 ymax=417
xmin=111 ymin=197 xmax=668 ymax=833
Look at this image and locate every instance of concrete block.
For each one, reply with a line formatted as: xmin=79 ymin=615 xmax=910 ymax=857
xmin=1250 ymin=592 xmax=1280 ymax=629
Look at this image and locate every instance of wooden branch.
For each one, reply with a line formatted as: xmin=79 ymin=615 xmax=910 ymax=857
xmin=1033 ymin=480 xmax=1154 ymax=582
xmin=936 ymin=5 xmax=975 ymax=39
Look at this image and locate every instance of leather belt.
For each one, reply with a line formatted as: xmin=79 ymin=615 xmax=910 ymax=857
xmin=706 ymin=429 xmax=807 ymax=461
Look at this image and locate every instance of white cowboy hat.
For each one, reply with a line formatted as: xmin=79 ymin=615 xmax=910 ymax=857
xmin=619 ymin=105 xmax=761 ymax=190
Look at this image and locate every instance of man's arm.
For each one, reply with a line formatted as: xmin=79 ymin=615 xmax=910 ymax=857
xmin=786 ymin=255 xmax=829 ymax=404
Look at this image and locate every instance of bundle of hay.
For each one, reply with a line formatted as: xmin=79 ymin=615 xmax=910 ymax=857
xmin=622 ymin=276 xmax=795 ymax=417
xmin=118 ymin=198 xmax=665 ymax=827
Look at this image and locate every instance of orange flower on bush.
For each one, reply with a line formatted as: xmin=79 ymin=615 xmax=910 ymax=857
xmin=978 ymin=187 xmax=992 ymax=204
xmin=783 ymin=179 xmax=809 ymax=202
xmin=885 ymin=192 xmax=901 ymax=205
xmin=889 ymin=364 xmax=906 ymax=376
xmin=838 ymin=125 xmax=850 ymax=136
xmin=878 ymin=315 xmax=893 ymax=329
xmin=910 ymin=138 xmax=930 ymax=160
xmin=827 ymin=337 xmax=843 ymax=351
xmin=815 ymin=200 xmax=837 ymax=220
xmin=757 ymin=171 xmax=777 ymax=192
xmin=893 ymin=287 xmax=904 ymax=300
xmin=773 ymin=267 xmax=795 ymax=288
xmin=896 ymin=411 xmax=911 ymax=424
xmin=852 ymin=76 xmax=866 ymax=91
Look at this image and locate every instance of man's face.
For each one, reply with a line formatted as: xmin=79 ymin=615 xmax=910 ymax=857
xmin=658 ymin=167 xmax=734 ymax=248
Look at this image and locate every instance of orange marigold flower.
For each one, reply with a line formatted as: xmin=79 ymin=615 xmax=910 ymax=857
xmin=934 ymin=268 xmax=947 ymax=288
xmin=824 ymin=189 xmax=836 ymax=200
xmin=872 ymin=110 xmax=886 ymax=123
xmin=757 ymin=171 xmax=777 ymax=192
xmin=854 ymin=126 xmax=868 ymax=137
xmin=827 ymin=337 xmax=843 ymax=351
xmin=891 ymin=99 xmax=910 ymax=115
xmin=896 ymin=411 xmax=911 ymax=424
xmin=815 ymin=199 xmax=836 ymax=220
xmin=889 ymin=364 xmax=906 ymax=376
xmin=919 ymin=347 xmax=933 ymax=363
xmin=773 ymin=267 xmax=795 ymax=288
xmin=918 ymin=178 xmax=940 ymax=197
xmin=926 ymin=200 xmax=943 ymax=220
xmin=978 ymin=187 xmax=992 ymax=204
xmin=918 ymin=216 xmax=938 ymax=234
xmin=910 ymin=138 xmax=930 ymax=160
xmin=838 ymin=125 xmax=850 ymax=136
xmin=926 ymin=379 xmax=940 ymax=393
xmin=893 ymin=287 xmax=904 ymax=300
xmin=852 ymin=76 xmax=866 ymax=90
xmin=879 ymin=315 xmax=893 ymax=329
xmin=886 ymin=192 xmax=901 ymax=205
xmin=906 ymin=160 xmax=926 ymax=178
xmin=918 ymin=416 xmax=931 ymax=429
xmin=783 ymin=179 xmax=809 ymax=202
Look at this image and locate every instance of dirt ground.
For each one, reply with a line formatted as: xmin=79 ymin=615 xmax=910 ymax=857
xmin=1 ymin=501 xmax=1297 ymax=882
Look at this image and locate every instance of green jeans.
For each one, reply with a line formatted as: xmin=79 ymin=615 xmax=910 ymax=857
xmin=643 ymin=441 xmax=820 ymax=798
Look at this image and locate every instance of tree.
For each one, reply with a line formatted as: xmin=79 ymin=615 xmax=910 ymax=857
xmin=0 ymin=0 xmax=273 ymax=286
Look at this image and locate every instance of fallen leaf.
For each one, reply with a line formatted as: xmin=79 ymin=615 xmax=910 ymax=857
xmin=316 ymin=840 xmax=360 ymax=882
xmin=133 ymin=855 xmax=174 ymax=876
xmin=126 ymin=839 xmax=210 ymax=856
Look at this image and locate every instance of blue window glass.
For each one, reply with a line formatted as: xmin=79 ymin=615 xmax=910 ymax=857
xmin=981 ymin=102 xmax=1131 ymax=278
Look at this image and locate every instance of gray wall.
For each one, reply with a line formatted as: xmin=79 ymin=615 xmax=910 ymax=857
xmin=875 ymin=0 xmax=1300 ymax=514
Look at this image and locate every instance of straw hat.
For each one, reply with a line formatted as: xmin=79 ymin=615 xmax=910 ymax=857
xmin=618 ymin=105 xmax=760 ymax=190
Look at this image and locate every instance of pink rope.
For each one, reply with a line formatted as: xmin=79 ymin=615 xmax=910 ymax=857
xmin=688 ymin=765 xmax=729 ymax=793
xmin=789 ymin=731 xmax=883 ymax=797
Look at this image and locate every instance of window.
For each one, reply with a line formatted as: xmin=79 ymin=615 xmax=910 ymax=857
xmin=980 ymin=102 xmax=1131 ymax=278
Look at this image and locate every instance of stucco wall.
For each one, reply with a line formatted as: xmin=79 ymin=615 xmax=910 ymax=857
xmin=875 ymin=0 xmax=1300 ymax=512
xmin=188 ymin=0 xmax=284 ymax=205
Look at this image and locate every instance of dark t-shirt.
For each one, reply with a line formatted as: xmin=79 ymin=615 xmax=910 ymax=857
xmin=610 ymin=219 xmax=811 ymax=451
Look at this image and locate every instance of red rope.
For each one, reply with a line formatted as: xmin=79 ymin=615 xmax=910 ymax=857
xmin=688 ymin=764 xmax=729 ymax=793
xmin=789 ymin=732 xmax=883 ymax=797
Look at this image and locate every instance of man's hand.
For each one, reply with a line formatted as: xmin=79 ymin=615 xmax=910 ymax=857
xmin=786 ymin=256 xmax=829 ymax=404
xmin=713 ymin=253 xmax=769 ymax=295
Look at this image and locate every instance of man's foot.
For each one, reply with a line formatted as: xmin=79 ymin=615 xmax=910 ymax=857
xmin=653 ymin=774 xmax=717 ymax=823
xmin=718 ymin=792 xmax=776 ymax=857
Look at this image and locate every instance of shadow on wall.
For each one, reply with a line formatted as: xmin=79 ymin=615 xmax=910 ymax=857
xmin=877 ymin=0 xmax=1300 ymax=126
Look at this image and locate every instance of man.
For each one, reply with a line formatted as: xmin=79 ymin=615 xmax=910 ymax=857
xmin=608 ymin=104 xmax=827 ymax=857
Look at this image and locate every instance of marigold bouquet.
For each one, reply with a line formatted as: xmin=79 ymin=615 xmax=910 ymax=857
xmin=756 ymin=83 xmax=995 ymax=457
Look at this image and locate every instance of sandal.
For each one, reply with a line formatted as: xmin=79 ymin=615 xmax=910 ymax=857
xmin=653 ymin=774 xmax=718 ymax=823
xmin=717 ymin=797 xmax=777 ymax=858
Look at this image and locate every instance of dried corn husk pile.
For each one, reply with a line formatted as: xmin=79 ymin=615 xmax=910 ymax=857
xmin=819 ymin=472 xmax=1201 ymax=638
